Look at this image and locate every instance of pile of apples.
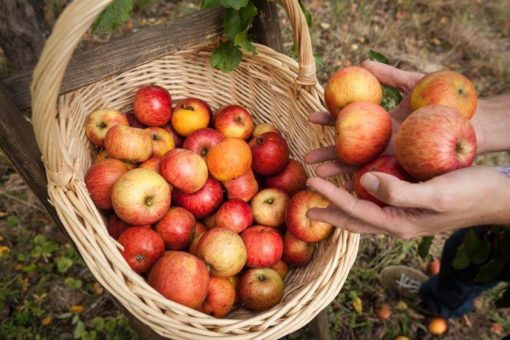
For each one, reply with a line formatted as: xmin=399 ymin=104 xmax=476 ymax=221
xmin=83 ymin=85 xmax=334 ymax=317
xmin=324 ymin=66 xmax=478 ymax=205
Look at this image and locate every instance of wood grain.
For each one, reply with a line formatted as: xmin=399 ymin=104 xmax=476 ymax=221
xmin=252 ymin=0 xmax=284 ymax=53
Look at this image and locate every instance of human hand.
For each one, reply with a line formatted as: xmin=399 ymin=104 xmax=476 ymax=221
xmin=306 ymin=166 xmax=510 ymax=239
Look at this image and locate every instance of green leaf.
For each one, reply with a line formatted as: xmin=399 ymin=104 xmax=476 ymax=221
xmin=211 ymin=41 xmax=242 ymax=73
xmin=6 ymin=215 xmax=19 ymax=226
xmin=22 ymin=263 xmax=37 ymax=272
xmin=368 ymin=50 xmax=390 ymax=64
xmin=417 ymin=236 xmax=434 ymax=259
xmin=239 ymin=2 xmax=258 ymax=29
xmin=298 ymin=0 xmax=312 ymax=27
xmin=92 ymin=0 xmax=134 ymax=33
xmin=65 ymin=277 xmax=83 ymax=289
xmin=471 ymin=239 xmax=491 ymax=264
xmin=201 ymin=0 xmax=221 ymax=8
xmin=476 ymin=258 xmax=504 ymax=283
xmin=381 ymin=85 xmax=403 ymax=111
xmin=73 ymin=320 xmax=86 ymax=339
xmin=57 ymin=257 xmax=73 ymax=273
xmin=223 ymin=8 xmax=242 ymax=40
xmin=234 ymin=31 xmax=256 ymax=53
xmin=221 ymin=0 xmax=249 ymax=10
xmin=91 ymin=317 xmax=105 ymax=331
xmin=452 ymin=244 xmax=471 ymax=270
xmin=496 ymin=286 xmax=510 ymax=308
xmin=464 ymin=229 xmax=481 ymax=253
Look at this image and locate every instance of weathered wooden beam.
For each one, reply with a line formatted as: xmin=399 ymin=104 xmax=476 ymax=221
xmin=251 ymin=0 xmax=284 ymax=53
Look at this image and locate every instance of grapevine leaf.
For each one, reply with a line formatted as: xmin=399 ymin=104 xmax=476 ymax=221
xmin=223 ymin=8 xmax=241 ymax=40
xmin=368 ymin=50 xmax=390 ymax=64
xmin=92 ymin=0 xmax=134 ymax=32
xmin=222 ymin=0 xmax=249 ymax=10
xmin=298 ymin=0 xmax=312 ymax=27
xmin=201 ymin=0 xmax=221 ymax=8
xmin=418 ymin=236 xmax=434 ymax=259
xmin=211 ymin=41 xmax=242 ymax=73
xmin=235 ymin=31 xmax=256 ymax=53
xmin=451 ymin=244 xmax=470 ymax=270
xmin=381 ymin=85 xmax=403 ymax=111
xmin=239 ymin=2 xmax=258 ymax=29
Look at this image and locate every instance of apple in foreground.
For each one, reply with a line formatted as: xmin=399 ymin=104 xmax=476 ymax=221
xmin=282 ymin=232 xmax=316 ymax=267
xmin=106 ymin=214 xmax=150 ymax=240
xmin=118 ymin=227 xmax=165 ymax=273
xmin=249 ymin=132 xmax=290 ymax=176
xmin=173 ymin=177 xmax=223 ymax=218
xmin=183 ymin=128 xmax=224 ymax=158
xmin=223 ymin=169 xmax=259 ymax=202
xmin=155 ymin=207 xmax=196 ymax=250
xmin=335 ymin=102 xmax=392 ymax=165
xmin=171 ymin=98 xmax=211 ymax=136
xmin=265 ymin=159 xmax=307 ymax=196
xmin=215 ymin=199 xmax=253 ymax=233
xmin=253 ymin=123 xmax=280 ymax=138
xmin=85 ymin=108 xmax=129 ymax=147
xmin=271 ymin=260 xmax=289 ymax=281
xmin=238 ymin=268 xmax=284 ymax=312
xmin=201 ymin=276 xmax=236 ymax=318
xmin=133 ymin=85 xmax=172 ymax=127
xmin=111 ymin=168 xmax=171 ymax=225
xmin=145 ymin=127 xmax=175 ymax=157
xmin=85 ymin=159 xmax=128 ymax=210
xmin=396 ymin=105 xmax=476 ymax=180
xmin=160 ymin=148 xmax=208 ymax=193
xmin=251 ymin=188 xmax=289 ymax=228
xmin=104 ymin=125 xmax=153 ymax=162
xmin=286 ymin=190 xmax=334 ymax=243
xmin=148 ymin=251 xmax=209 ymax=309
xmin=241 ymin=226 xmax=283 ymax=268
xmin=214 ymin=105 xmax=254 ymax=140
xmin=207 ymin=138 xmax=252 ymax=182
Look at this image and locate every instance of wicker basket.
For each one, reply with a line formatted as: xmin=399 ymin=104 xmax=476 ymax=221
xmin=30 ymin=0 xmax=359 ymax=338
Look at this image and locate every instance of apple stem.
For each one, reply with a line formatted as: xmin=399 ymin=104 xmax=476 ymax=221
xmin=256 ymin=273 xmax=266 ymax=282
xmin=145 ymin=196 xmax=154 ymax=207
xmin=96 ymin=121 xmax=107 ymax=129
xmin=184 ymin=105 xmax=194 ymax=111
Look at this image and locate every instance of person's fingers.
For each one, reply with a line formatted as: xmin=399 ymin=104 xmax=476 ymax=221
xmin=361 ymin=60 xmax=424 ymax=94
xmin=316 ymin=161 xmax=359 ymax=177
xmin=304 ymin=146 xmax=336 ymax=164
xmin=309 ymin=111 xmax=335 ymax=126
xmin=343 ymin=180 xmax=354 ymax=192
xmin=307 ymin=207 xmax=389 ymax=234
xmin=389 ymin=96 xmax=413 ymax=123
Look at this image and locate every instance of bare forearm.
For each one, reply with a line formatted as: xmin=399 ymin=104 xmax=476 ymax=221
xmin=473 ymin=94 xmax=510 ymax=154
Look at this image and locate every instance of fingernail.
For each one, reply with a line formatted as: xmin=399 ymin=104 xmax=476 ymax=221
xmin=360 ymin=173 xmax=380 ymax=194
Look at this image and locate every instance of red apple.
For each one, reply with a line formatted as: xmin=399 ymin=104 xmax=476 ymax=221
xmin=197 ymin=228 xmax=247 ymax=277
xmin=253 ymin=123 xmax=280 ymax=138
xmin=223 ymin=169 xmax=259 ymax=202
xmin=271 ymin=260 xmax=289 ymax=281
xmin=171 ymin=98 xmax=211 ymax=136
xmin=111 ymin=168 xmax=171 ymax=225
xmin=215 ymin=199 xmax=253 ymax=233
xmin=265 ymin=159 xmax=307 ymax=196
xmin=238 ymin=268 xmax=284 ymax=312
xmin=183 ymin=128 xmax=224 ymax=158
xmin=160 ymin=148 xmax=208 ymax=193
xmin=106 ymin=214 xmax=151 ymax=240
xmin=85 ymin=109 xmax=129 ymax=147
xmin=241 ymin=226 xmax=283 ymax=268
xmin=282 ymin=232 xmax=316 ymax=267
xmin=145 ymin=127 xmax=175 ymax=157
xmin=201 ymin=276 xmax=236 ymax=318
xmin=133 ymin=85 xmax=172 ymax=127
xmin=202 ymin=213 xmax=216 ymax=229
xmin=354 ymin=155 xmax=413 ymax=207
xmin=214 ymin=105 xmax=254 ymax=140
xmin=189 ymin=222 xmax=208 ymax=256
xmin=139 ymin=156 xmax=161 ymax=173
xmin=428 ymin=258 xmax=441 ymax=276
xmin=251 ymin=188 xmax=289 ymax=228
xmin=85 ymin=159 xmax=128 ymax=210
xmin=249 ymin=132 xmax=289 ymax=176
xmin=104 ymin=125 xmax=153 ymax=162
xmin=155 ymin=207 xmax=196 ymax=250
xmin=162 ymin=124 xmax=184 ymax=148
xmin=118 ymin=227 xmax=165 ymax=273
xmin=286 ymin=190 xmax=334 ymax=243
xmin=396 ymin=105 xmax=476 ymax=180
xmin=125 ymin=110 xmax=145 ymax=129
xmin=335 ymin=102 xmax=392 ymax=165
xmin=148 ymin=251 xmax=209 ymax=309
xmin=173 ymin=177 xmax=224 ymax=218
xmin=93 ymin=150 xmax=136 ymax=170
xmin=207 ymin=138 xmax=252 ymax=182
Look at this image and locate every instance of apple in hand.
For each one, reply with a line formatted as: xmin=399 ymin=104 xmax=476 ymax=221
xmin=145 ymin=127 xmax=175 ymax=157
xmin=215 ymin=199 xmax=253 ymax=233
xmin=104 ymin=125 xmax=153 ymax=162
xmin=125 ymin=110 xmax=145 ymax=129
xmin=148 ymin=251 xmax=209 ymax=309
xmin=282 ymin=232 xmax=316 ymax=267
xmin=214 ymin=105 xmax=254 ymax=140
xmin=183 ymin=128 xmax=224 ymax=158
xmin=173 ymin=177 xmax=223 ymax=218
xmin=411 ymin=70 xmax=478 ymax=120
xmin=139 ymin=156 xmax=161 ymax=173
xmin=354 ymin=155 xmax=413 ymax=207
xmin=207 ymin=138 xmax=252 ymax=182
xmin=223 ymin=169 xmax=259 ymax=202
xmin=241 ymin=226 xmax=283 ymax=268
xmin=201 ymin=277 xmax=236 ymax=318
xmin=249 ymin=132 xmax=290 ymax=176
xmin=238 ymin=268 xmax=284 ymax=312
xmin=155 ymin=207 xmax=196 ymax=250
xmin=271 ymin=260 xmax=288 ymax=281
xmin=85 ymin=159 xmax=128 ymax=210
xmin=118 ymin=227 xmax=165 ymax=273
xmin=396 ymin=105 xmax=476 ymax=180
xmin=171 ymin=98 xmax=211 ymax=136
xmin=106 ymin=214 xmax=150 ymax=240
xmin=324 ymin=66 xmax=383 ymax=118
xmin=335 ymin=102 xmax=392 ymax=165
xmin=286 ymin=190 xmax=334 ymax=243
xmin=85 ymin=109 xmax=129 ymax=147
xmin=133 ymin=85 xmax=172 ymax=127
xmin=160 ymin=148 xmax=208 ymax=193
xmin=251 ymin=188 xmax=289 ymax=228
xmin=265 ymin=159 xmax=307 ymax=196
xmin=197 ymin=228 xmax=247 ymax=277
xmin=253 ymin=123 xmax=280 ymax=138
xmin=111 ymin=168 xmax=171 ymax=225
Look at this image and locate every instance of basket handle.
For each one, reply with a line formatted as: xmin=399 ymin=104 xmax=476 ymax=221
xmin=31 ymin=0 xmax=317 ymax=172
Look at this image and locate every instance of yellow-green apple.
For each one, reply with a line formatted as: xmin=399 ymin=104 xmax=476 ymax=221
xmin=104 ymin=125 xmax=153 ymax=162
xmin=189 ymin=222 xmax=208 ymax=256
xmin=396 ymin=105 xmax=477 ymax=180
xmin=139 ymin=156 xmax=161 ymax=173
xmin=85 ymin=159 xmax=128 ymax=210
xmin=215 ymin=199 xmax=253 ymax=233
xmin=162 ymin=124 xmax=184 ymax=148
xmin=265 ymin=159 xmax=307 ymax=196
xmin=238 ymin=268 xmax=284 ymax=312
xmin=148 ymin=251 xmax=209 ymax=309
xmin=249 ymin=132 xmax=290 ymax=176
xmin=85 ymin=108 xmax=129 ymax=147
xmin=207 ymin=138 xmax=252 ymax=181
xmin=411 ymin=70 xmax=478 ymax=120
xmin=253 ymin=123 xmax=280 ymax=138
xmin=202 ymin=213 xmax=217 ymax=229
xmin=213 ymin=105 xmax=254 ymax=140
xmin=223 ymin=169 xmax=259 ymax=202
xmin=125 ymin=110 xmax=145 ymax=129
xmin=354 ymin=155 xmax=413 ymax=207
xmin=271 ymin=260 xmax=288 ymax=281
xmin=324 ymin=66 xmax=383 ymax=118
xmin=282 ymin=232 xmax=316 ymax=267
xmin=335 ymin=102 xmax=392 ymax=165
xmin=155 ymin=207 xmax=196 ymax=250
xmin=173 ymin=177 xmax=223 ymax=218
xmin=197 ymin=228 xmax=247 ymax=277
xmin=111 ymin=168 xmax=171 ymax=225
xmin=118 ymin=227 xmax=165 ymax=273
xmin=145 ymin=127 xmax=175 ymax=157
xmin=250 ymin=188 xmax=289 ymax=228
xmin=106 ymin=214 xmax=150 ymax=240
xmin=201 ymin=276 xmax=236 ymax=318
xmin=133 ymin=85 xmax=172 ymax=127
xmin=160 ymin=148 xmax=208 ymax=193
xmin=241 ymin=226 xmax=283 ymax=268
xmin=171 ymin=98 xmax=211 ymax=136
xmin=183 ymin=128 xmax=224 ymax=158
xmin=286 ymin=190 xmax=334 ymax=243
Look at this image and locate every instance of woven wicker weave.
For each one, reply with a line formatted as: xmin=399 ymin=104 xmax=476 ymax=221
xmin=30 ymin=0 xmax=359 ymax=338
